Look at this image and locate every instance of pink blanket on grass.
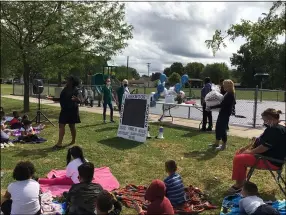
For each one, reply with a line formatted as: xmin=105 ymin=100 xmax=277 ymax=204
xmin=40 ymin=167 xmax=120 ymax=197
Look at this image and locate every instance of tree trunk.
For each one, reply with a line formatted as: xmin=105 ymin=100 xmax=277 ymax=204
xmin=57 ymin=71 xmax=62 ymax=87
xmin=23 ymin=61 xmax=30 ymax=112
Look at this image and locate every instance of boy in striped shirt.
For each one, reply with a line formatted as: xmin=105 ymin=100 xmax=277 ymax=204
xmin=164 ymin=160 xmax=186 ymax=207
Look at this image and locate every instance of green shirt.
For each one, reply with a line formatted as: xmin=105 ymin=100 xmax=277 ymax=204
xmin=102 ymin=85 xmax=112 ymax=103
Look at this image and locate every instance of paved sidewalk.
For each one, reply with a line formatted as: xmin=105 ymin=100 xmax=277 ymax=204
xmin=2 ymin=95 xmax=264 ymax=138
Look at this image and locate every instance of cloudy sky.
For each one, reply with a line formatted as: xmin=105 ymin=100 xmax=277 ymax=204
xmin=109 ymin=1 xmax=281 ymax=76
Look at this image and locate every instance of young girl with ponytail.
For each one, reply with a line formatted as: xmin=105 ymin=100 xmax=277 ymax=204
xmin=39 ymin=146 xmax=87 ymax=185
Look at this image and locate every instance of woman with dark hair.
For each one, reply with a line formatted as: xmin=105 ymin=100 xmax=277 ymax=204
xmin=39 ymin=146 xmax=88 ymax=185
xmin=102 ymin=78 xmax=115 ymax=123
xmin=228 ymin=108 xmax=286 ymax=193
xmin=53 ymin=76 xmax=81 ymax=149
xmin=1 ymin=161 xmax=41 ymax=215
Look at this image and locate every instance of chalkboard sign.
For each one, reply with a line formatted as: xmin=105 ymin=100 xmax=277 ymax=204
xmin=117 ymin=94 xmax=150 ymax=142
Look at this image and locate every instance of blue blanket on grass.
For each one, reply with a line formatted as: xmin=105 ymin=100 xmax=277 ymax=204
xmin=220 ymin=194 xmax=286 ymax=215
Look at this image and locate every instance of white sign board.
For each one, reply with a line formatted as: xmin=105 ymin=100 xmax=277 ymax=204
xmin=117 ymin=94 xmax=150 ymax=142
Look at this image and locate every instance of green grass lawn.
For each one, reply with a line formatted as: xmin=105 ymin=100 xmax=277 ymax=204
xmin=1 ymin=97 xmax=284 ymax=214
xmin=1 ymin=84 xmax=13 ymax=95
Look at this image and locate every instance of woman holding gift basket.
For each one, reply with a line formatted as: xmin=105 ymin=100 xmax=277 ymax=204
xmin=206 ymin=79 xmax=236 ymax=151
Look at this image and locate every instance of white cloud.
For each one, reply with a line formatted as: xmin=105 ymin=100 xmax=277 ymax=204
xmin=111 ymin=1 xmax=277 ymax=75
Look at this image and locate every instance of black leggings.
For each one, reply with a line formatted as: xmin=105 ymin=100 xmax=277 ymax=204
xmin=1 ymin=200 xmax=41 ymax=215
xmin=215 ymin=113 xmax=230 ymax=143
xmin=103 ymin=102 xmax=113 ymax=121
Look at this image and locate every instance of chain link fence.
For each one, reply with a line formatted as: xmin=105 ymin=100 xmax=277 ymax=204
xmin=12 ymin=83 xmax=285 ymax=128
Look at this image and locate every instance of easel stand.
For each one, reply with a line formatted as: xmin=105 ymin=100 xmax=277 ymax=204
xmin=32 ymin=93 xmax=55 ymax=127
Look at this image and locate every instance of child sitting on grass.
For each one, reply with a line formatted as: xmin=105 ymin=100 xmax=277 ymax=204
xmin=96 ymin=190 xmax=122 ymax=215
xmin=19 ymin=119 xmax=38 ymax=142
xmin=135 ymin=179 xmax=174 ymax=215
xmin=65 ymin=162 xmax=103 ymax=215
xmin=1 ymin=161 xmax=41 ymax=215
xmin=39 ymin=146 xmax=87 ymax=185
xmin=164 ymin=160 xmax=186 ymax=207
xmin=1 ymin=110 xmax=14 ymax=148
xmin=239 ymin=181 xmax=279 ymax=215
xmin=10 ymin=111 xmax=22 ymax=129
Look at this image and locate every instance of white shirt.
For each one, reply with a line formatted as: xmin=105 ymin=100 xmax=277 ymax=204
xmin=66 ymin=158 xmax=87 ymax=184
xmin=239 ymin=196 xmax=265 ymax=215
xmin=20 ymin=126 xmax=33 ymax=133
xmin=7 ymin=179 xmax=40 ymax=215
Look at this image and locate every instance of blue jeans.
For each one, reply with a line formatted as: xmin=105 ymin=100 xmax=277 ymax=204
xmin=103 ymin=102 xmax=113 ymax=121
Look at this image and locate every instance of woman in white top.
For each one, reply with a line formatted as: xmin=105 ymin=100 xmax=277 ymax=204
xmin=39 ymin=146 xmax=87 ymax=185
xmin=1 ymin=161 xmax=41 ymax=215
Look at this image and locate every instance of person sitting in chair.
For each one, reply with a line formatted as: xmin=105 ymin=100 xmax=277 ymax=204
xmin=228 ymin=108 xmax=286 ymax=193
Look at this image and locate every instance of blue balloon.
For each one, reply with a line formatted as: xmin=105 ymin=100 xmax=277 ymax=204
xmin=157 ymin=84 xmax=164 ymax=93
xmin=174 ymin=83 xmax=182 ymax=93
xmin=160 ymin=74 xmax=167 ymax=83
xmin=181 ymin=74 xmax=189 ymax=84
xmin=153 ymin=93 xmax=160 ymax=100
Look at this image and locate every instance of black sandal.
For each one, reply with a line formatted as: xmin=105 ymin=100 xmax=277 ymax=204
xmin=227 ymin=185 xmax=242 ymax=194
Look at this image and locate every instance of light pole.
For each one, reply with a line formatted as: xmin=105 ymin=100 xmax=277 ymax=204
xmin=147 ymin=63 xmax=151 ymax=87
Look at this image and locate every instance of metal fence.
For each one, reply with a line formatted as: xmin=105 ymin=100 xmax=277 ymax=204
xmin=12 ymin=83 xmax=285 ymax=128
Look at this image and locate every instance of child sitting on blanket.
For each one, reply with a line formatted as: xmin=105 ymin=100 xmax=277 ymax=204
xmin=64 ymin=162 xmax=103 ymax=215
xmin=1 ymin=111 xmax=14 ymax=148
xmin=1 ymin=161 xmax=41 ymax=215
xmin=19 ymin=120 xmax=39 ymax=142
xmin=135 ymin=179 xmax=174 ymax=215
xmin=10 ymin=111 xmax=22 ymax=129
xmin=39 ymin=146 xmax=88 ymax=185
xmin=96 ymin=190 xmax=122 ymax=215
xmin=239 ymin=181 xmax=279 ymax=215
xmin=164 ymin=160 xmax=186 ymax=207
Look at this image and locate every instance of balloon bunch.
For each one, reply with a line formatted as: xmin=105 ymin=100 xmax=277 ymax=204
xmin=153 ymin=73 xmax=189 ymax=101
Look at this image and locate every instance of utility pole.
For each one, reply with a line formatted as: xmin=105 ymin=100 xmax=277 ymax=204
xmin=126 ymin=56 xmax=129 ymax=79
xmin=147 ymin=63 xmax=151 ymax=87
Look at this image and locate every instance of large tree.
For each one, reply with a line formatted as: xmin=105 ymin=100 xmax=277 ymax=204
xmin=205 ymin=1 xmax=285 ymax=88
xmin=202 ymin=63 xmax=230 ymax=84
xmin=1 ymin=1 xmax=133 ymax=111
xmin=184 ymin=62 xmax=205 ymax=79
xmin=170 ymin=62 xmax=184 ymax=76
xmin=115 ymin=66 xmax=140 ymax=81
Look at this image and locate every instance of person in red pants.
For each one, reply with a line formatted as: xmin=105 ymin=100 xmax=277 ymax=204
xmin=229 ymin=108 xmax=286 ymax=193
xmin=39 ymin=146 xmax=87 ymax=186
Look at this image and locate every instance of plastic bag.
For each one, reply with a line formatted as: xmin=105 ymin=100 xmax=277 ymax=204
xmin=205 ymin=85 xmax=223 ymax=108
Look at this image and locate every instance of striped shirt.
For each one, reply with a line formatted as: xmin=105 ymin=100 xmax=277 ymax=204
xmin=164 ymin=173 xmax=186 ymax=206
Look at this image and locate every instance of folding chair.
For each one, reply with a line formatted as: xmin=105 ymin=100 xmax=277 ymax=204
xmin=246 ymin=154 xmax=286 ymax=196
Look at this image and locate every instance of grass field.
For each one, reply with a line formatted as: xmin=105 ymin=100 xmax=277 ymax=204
xmin=1 ymin=97 xmax=284 ymax=214
xmin=2 ymin=83 xmax=285 ymax=102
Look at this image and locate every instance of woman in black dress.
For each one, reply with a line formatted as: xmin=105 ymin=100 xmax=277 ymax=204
xmin=53 ymin=76 xmax=81 ymax=149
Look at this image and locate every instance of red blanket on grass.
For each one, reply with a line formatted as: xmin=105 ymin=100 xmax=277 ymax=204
xmin=113 ymin=184 xmax=217 ymax=214
xmin=40 ymin=167 xmax=120 ymax=197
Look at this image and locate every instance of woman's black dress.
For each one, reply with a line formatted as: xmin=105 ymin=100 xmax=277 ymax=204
xmin=59 ymin=87 xmax=81 ymax=124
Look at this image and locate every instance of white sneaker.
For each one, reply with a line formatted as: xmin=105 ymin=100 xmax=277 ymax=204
xmin=1 ymin=144 xmax=4 ymax=149
xmin=8 ymin=142 xmax=15 ymax=147
xmin=3 ymin=143 xmax=9 ymax=148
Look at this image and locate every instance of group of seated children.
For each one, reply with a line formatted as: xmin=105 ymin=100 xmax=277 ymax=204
xmin=1 ymin=159 xmax=122 ymax=215
xmin=1 ymin=108 xmax=45 ymax=147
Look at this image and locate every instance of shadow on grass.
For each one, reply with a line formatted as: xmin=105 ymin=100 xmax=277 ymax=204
xmin=260 ymin=191 xmax=278 ymax=201
xmin=13 ymin=145 xmax=69 ymax=159
xmin=98 ymin=137 xmax=143 ymax=150
xmin=78 ymin=123 xmax=104 ymax=129
xmin=183 ymin=148 xmax=219 ymax=161
xmin=95 ymin=126 xmax=117 ymax=132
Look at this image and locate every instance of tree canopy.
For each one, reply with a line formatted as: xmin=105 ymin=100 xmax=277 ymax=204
xmin=1 ymin=1 xmax=133 ymax=111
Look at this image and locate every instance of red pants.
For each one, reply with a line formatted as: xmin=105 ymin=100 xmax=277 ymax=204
xmin=38 ymin=176 xmax=74 ymax=185
xmin=232 ymin=153 xmax=279 ymax=181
